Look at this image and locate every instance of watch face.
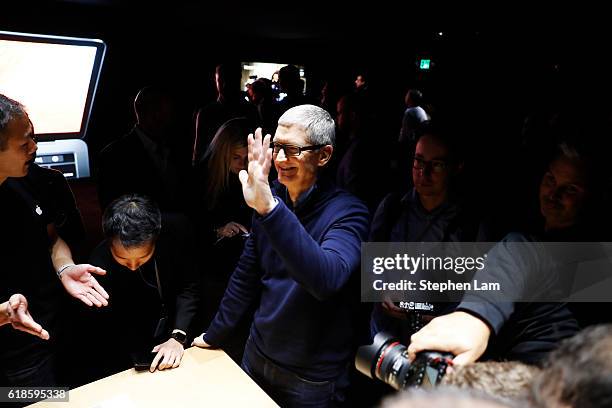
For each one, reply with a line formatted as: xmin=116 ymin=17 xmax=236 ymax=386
xmin=172 ymin=332 xmax=187 ymax=344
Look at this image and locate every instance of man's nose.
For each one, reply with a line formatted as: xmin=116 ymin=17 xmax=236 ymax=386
xmin=29 ymin=140 xmax=38 ymax=155
xmin=275 ymin=149 xmax=287 ymax=161
xmin=420 ymin=165 xmax=433 ymax=176
xmin=550 ymin=188 xmax=563 ymax=201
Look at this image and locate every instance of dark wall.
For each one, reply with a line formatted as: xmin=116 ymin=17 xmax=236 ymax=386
xmin=3 ymin=2 xmax=612 ymax=170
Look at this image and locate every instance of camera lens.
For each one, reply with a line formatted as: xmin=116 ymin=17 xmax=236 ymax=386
xmin=375 ymin=340 xmax=409 ymax=390
xmin=355 ymin=331 xmax=453 ymax=390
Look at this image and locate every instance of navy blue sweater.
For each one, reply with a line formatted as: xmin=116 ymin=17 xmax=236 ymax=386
xmin=204 ymin=180 xmax=369 ymax=380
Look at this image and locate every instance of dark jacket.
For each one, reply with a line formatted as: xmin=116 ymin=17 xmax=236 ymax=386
xmin=368 ymin=189 xmax=491 ymax=343
xmin=197 ymin=175 xmax=253 ymax=283
xmin=459 ymin=230 xmax=580 ymax=364
xmin=97 ymin=127 xmax=191 ymax=211
xmin=87 ymin=214 xmax=200 ymax=373
xmin=204 ymin=180 xmax=370 ymax=381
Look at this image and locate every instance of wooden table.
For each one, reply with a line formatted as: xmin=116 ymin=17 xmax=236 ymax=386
xmin=29 ymin=347 xmax=278 ymax=407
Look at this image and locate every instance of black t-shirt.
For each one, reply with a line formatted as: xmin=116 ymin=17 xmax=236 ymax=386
xmin=0 ymin=177 xmax=63 ymax=372
xmin=89 ymin=245 xmax=165 ymax=354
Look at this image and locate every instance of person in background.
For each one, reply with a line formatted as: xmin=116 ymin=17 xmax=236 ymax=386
xmin=408 ymin=141 xmax=600 ymax=365
xmin=97 ymin=86 xmax=190 ymax=212
xmin=195 ymin=117 xmax=254 ymax=362
xmin=369 ymin=121 xmax=490 ymax=345
xmin=398 ymin=89 xmax=428 ymax=146
xmin=193 ymin=63 xmax=257 ymax=164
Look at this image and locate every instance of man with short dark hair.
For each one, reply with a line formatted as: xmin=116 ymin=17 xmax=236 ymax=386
xmin=533 ymin=324 xmax=612 ymax=408
xmin=369 ymin=121 xmax=490 ymax=346
xmin=193 ymin=105 xmax=370 ymax=407
xmin=277 ymin=64 xmax=308 ymax=115
xmin=0 ymin=93 xmax=109 ymax=387
xmin=193 ymin=64 xmax=258 ymax=163
xmin=88 ymin=194 xmax=200 ymax=375
xmin=443 ymin=361 xmax=539 ymax=401
xmin=380 ymin=388 xmax=514 ymax=408
xmin=354 ymin=73 xmax=367 ymax=92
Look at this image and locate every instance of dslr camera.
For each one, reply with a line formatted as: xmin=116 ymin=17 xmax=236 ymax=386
xmin=355 ymin=331 xmax=453 ymax=390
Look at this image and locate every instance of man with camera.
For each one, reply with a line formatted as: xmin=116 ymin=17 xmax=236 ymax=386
xmin=193 ymin=105 xmax=370 ymax=407
xmin=408 ymin=142 xmax=594 ymax=365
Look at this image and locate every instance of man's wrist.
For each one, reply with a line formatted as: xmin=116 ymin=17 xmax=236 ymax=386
xmin=171 ymin=329 xmax=187 ymax=345
xmin=256 ymin=197 xmax=278 ymax=216
xmin=0 ymin=302 xmax=9 ymax=321
xmin=56 ymin=263 xmax=76 ymax=279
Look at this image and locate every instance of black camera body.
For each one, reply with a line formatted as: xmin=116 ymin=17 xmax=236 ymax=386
xmin=355 ymin=331 xmax=454 ymax=390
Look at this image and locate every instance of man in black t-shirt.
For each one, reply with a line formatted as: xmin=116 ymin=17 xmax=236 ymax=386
xmin=0 ymin=94 xmax=109 ymax=387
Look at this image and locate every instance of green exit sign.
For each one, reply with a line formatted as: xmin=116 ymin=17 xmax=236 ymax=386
xmin=419 ymin=59 xmax=431 ymax=70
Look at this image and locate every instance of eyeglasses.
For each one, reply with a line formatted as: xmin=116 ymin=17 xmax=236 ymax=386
xmin=413 ymin=157 xmax=448 ymax=173
xmin=271 ymin=142 xmax=325 ymax=157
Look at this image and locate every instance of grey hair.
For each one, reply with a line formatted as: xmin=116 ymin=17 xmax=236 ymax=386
xmin=277 ymin=104 xmax=335 ymax=147
xmin=0 ymin=94 xmax=28 ymax=151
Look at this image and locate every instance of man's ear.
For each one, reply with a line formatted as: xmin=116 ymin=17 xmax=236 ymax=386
xmin=318 ymin=145 xmax=333 ymax=167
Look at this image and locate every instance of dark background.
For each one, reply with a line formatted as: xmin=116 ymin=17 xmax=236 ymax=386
xmin=4 ymin=0 xmax=612 ymax=262
xmin=3 ymin=2 xmax=612 ymax=404
xmin=4 ymin=1 xmax=612 ymax=155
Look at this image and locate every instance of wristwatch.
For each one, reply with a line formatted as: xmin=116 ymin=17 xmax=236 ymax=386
xmin=171 ymin=329 xmax=187 ymax=345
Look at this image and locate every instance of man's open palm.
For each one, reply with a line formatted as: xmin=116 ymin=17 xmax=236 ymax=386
xmin=239 ymin=128 xmax=276 ymax=215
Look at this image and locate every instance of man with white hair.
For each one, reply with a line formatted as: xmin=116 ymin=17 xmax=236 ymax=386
xmin=194 ymin=105 xmax=369 ymax=407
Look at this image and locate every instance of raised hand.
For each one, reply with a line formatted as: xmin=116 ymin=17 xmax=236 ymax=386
xmin=59 ymin=264 xmax=109 ymax=307
xmin=238 ymin=128 xmax=277 ymax=216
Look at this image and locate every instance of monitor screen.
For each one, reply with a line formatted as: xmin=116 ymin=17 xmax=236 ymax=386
xmin=241 ymin=61 xmax=306 ymax=102
xmin=0 ymin=31 xmax=106 ymax=141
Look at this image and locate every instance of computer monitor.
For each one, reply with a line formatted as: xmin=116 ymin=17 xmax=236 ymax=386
xmin=0 ymin=30 xmax=106 ymax=178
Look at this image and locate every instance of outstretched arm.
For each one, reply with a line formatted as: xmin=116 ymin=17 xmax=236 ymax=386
xmin=48 ymin=224 xmax=109 ymax=307
xmin=0 ymin=294 xmax=50 ymax=340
